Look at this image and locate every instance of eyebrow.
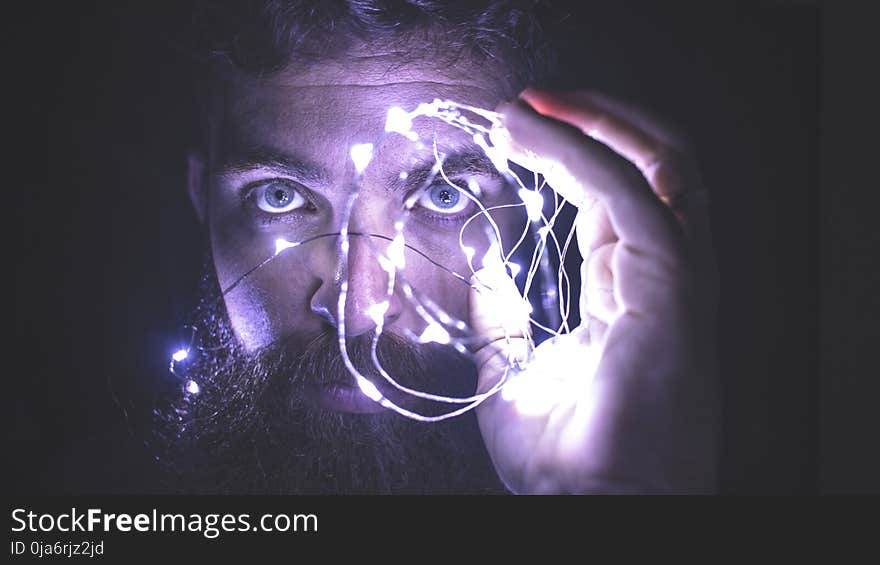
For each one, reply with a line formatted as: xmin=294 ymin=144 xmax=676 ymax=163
xmin=214 ymin=146 xmax=329 ymax=186
xmin=397 ymin=143 xmax=501 ymax=192
xmin=214 ymin=142 xmax=501 ymax=193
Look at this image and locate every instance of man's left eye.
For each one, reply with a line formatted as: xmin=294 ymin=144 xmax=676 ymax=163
xmin=417 ymin=184 xmax=470 ymax=214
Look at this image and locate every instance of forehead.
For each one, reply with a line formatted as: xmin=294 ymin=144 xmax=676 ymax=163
xmin=219 ymin=53 xmax=505 ymax=163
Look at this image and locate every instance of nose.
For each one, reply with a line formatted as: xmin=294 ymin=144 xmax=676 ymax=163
xmin=309 ymin=223 xmax=404 ymax=337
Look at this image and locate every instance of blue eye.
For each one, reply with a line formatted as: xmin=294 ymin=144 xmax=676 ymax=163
xmin=418 ymin=184 xmax=469 ymax=214
xmin=253 ymin=180 xmax=307 ymax=213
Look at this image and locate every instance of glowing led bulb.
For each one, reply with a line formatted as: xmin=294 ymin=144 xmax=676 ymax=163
xmin=501 ymin=373 xmax=566 ymax=416
xmin=385 ymin=106 xmax=418 ymax=141
xmin=473 ymin=133 xmax=509 ymax=174
xmin=467 ymin=178 xmax=482 ymax=198
xmin=171 ymin=349 xmax=188 ymax=362
xmin=386 ymin=234 xmax=406 ymax=270
xmin=356 ymin=375 xmax=383 ymax=402
xmin=185 ymin=379 xmax=200 ymax=395
xmin=366 ymin=301 xmax=390 ymax=327
xmin=518 ymin=188 xmax=544 ymax=222
xmin=419 ymin=322 xmax=451 ymax=345
xmin=507 ymin=262 xmax=522 ymax=278
xmin=274 ymin=237 xmax=300 ymax=255
xmin=350 ymin=143 xmax=374 ymax=175
xmin=482 ymin=240 xmax=505 ymax=271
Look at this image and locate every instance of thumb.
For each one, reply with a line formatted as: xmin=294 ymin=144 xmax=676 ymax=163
xmin=468 ymin=265 xmax=532 ymax=394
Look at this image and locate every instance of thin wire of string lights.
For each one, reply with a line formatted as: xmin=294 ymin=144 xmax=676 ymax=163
xmin=169 ymin=98 xmax=592 ymax=420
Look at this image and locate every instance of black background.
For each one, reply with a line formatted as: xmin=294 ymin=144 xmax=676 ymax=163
xmin=10 ymin=1 xmax=879 ymax=494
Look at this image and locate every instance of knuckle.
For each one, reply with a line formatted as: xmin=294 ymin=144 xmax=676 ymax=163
xmin=589 ymin=110 xmax=615 ymax=135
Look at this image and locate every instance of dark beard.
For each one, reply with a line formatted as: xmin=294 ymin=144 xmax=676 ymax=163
xmin=151 ymin=265 xmax=506 ymax=494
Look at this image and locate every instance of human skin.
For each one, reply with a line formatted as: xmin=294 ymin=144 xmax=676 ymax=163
xmin=188 ymin=51 xmax=720 ymax=492
xmin=188 ymin=52 xmax=521 ymax=410
xmin=472 ymin=89 xmax=720 ymax=493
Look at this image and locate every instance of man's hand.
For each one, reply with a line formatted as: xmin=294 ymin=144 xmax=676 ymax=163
xmin=469 ymin=89 xmax=720 ymax=494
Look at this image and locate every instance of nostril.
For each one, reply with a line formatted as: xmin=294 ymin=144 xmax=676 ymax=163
xmin=312 ymin=283 xmax=405 ymax=337
xmin=311 ymin=303 xmax=337 ymax=326
xmin=309 ymin=274 xmax=340 ymax=328
xmin=308 ymin=231 xmax=408 ymax=336
xmin=383 ymin=298 xmax=403 ymax=324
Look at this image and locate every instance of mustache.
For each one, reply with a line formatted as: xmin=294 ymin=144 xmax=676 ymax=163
xmin=243 ymin=329 xmax=475 ymax=418
xmin=151 ymin=254 xmax=504 ymax=493
xmin=289 ymin=330 xmax=428 ymax=388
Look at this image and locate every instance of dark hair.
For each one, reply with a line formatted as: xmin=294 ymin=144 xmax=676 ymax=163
xmin=190 ymin=0 xmax=564 ymax=89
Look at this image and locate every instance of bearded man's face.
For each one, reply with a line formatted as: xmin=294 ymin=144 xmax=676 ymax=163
xmin=164 ymin=47 xmax=523 ymax=493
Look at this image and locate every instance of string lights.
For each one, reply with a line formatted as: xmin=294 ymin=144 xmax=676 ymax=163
xmin=169 ymin=98 xmax=593 ymax=418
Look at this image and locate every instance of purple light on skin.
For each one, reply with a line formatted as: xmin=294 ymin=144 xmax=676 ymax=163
xmin=501 ymin=337 xmax=601 ymax=416
xmin=162 ymin=98 xmax=583 ymax=422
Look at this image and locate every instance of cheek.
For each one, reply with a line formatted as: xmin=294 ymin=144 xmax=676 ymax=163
xmin=222 ymin=287 xmax=275 ymax=352
xmin=399 ymin=228 xmax=478 ymax=324
xmin=397 ymin=203 xmax=525 ymax=325
xmin=217 ymin=255 xmax=326 ymax=352
xmin=402 ymin=266 xmax=470 ymax=325
xmin=207 ymin=187 xmax=273 ymax=289
xmin=210 ymin=216 xmax=326 ymax=351
xmin=211 ymin=222 xmax=270 ymax=291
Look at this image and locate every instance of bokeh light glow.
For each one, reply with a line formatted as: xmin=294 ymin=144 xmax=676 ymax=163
xmin=169 ymin=99 xmax=598 ymax=420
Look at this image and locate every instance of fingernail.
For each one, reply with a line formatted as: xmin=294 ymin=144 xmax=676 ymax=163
xmin=520 ymin=86 xmax=563 ymax=103
xmin=496 ymin=98 xmax=535 ymax=117
xmin=520 ymin=86 xmax=546 ymax=99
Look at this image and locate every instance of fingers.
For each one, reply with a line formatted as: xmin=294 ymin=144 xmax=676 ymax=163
xmin=496 ymin=98 xmax=685 ymax=262
xmin=468 ymin=266 xmax=532 ymax=392
xmin=581 ymin=242 xmax=618 ymax=326
xmin=575 ymin=195 xmax=616 ymax=259
xmin=469 ymin=265 xmax=531 ymax=341
xmin=519 ymin=88 xmax=704 ymax=199
xmin=518 ymin=88 xmax=714 ymax=264
xmin=521 ymin=89 xmax=661 ymax=175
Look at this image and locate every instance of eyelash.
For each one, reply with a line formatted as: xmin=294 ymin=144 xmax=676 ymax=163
xmin=411 ymin=181 xmax=480 ymax=224
xmin=241 ymin=178 xmax=317 ymax=224
xmin=238 ymin=176 xmax=484 ymax=227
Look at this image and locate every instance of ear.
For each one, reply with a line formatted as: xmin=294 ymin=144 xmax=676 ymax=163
xmin=187 ymin=152 xmax=207 ymax=224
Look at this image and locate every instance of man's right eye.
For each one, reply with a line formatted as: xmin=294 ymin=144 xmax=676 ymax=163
xmin=250 ymin=180 xmax=308 ymax=213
